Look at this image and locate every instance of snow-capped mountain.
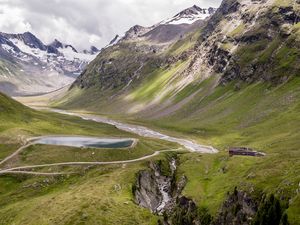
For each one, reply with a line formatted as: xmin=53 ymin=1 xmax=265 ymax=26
xmin=161 ymin=5 xmax=217 ymax=25
xmin=74 ymin=4 xmax=218 ymax=94
xmin=107 ymin=5 xmax=217 ymax=47
xmin=0 ymin=32 xmax=100 ymax=95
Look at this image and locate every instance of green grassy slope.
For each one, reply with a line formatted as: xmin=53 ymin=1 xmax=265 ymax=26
xmin=0 ymin=93 xmax=181 ymax=224
xmin=52 ymin=1 xmax=300 ymax=223
xmin=55 ymin=73 xmax=300 ymax=224
xmin=58 ymin=76 xmax=300 ymax=223
xmin=134 ymin=77 xmax=300 ymax=224
xmin=0 ymin=163 xmax=159 ymax=225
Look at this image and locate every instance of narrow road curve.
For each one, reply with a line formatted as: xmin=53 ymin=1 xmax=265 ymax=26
xmin=0 ymin=143 xmax=32 ymax=167
xmin=0 ymin=149 xmax=183 ymax=175
xmin=50 ymin=109 xmax=218 ymax=154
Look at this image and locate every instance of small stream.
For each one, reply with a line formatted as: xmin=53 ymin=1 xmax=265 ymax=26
xmin=156 ymin=159 xmax=177 ymax=214
xmin=50 ymin=109 xmax=218 ymax=154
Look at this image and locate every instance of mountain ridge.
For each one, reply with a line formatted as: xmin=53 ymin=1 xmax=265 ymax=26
xmin=66 ymin=0 xmax=300 ymax=114
xmin=107 ymin=4 xmax=217 ymax=47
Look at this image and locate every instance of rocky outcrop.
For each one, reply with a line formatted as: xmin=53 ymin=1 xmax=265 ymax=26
xmin=162 ymin=196 xmax=210 ymax=225
xmin=185 ymin=0 xmax=300 ymax=85
xmin=133 ymin=157 xmax=211 ymax=225
xmin=133 ymin=169 xmax=164 ymax=212
xmin=133 ymin=157 xmax=291 ymax=225
xmin=122 ymin=25 xmax=151 ymax=41
xmin=214 ymin=188 xmax=258 ymax=225
xmin=133 ymin=158 xmax=178 ymax=214
xmin=214 ymin=188 xmax=290 ymax=225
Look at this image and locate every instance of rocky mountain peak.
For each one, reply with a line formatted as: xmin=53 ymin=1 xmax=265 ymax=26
xmin=1 ymin=31 xmax=47 ymax=51
xmin=122 ymin=25 xmax=151 ymax=41
xmin=162 ymin=5 xmax=217 ymax=25
xmin=50 ymin=39 xmax=64 ymax=49
xmin=176 ymin=5 xmax=206 ymax=17
xmin=20 ymin=32 xmax=47 ymax=51
xmin=109 ymin=35 xmax=120 ymax=45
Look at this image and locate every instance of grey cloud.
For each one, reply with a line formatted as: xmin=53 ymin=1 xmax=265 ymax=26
xmin=0 ymin=0 xmax=222 ymax=50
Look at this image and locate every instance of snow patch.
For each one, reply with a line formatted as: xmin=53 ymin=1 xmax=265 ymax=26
xmin=163 ymin=13 xmax=210 ymax=25
xmin=58 ymin=46 xmax=96 ymax=62
xmin=1 ymin=44 xmax=14 ymax=52
xmin=160 ymin=7 xmax=214 ymax=25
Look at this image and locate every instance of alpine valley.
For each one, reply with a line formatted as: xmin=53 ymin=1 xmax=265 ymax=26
xmin=0 ymin=1 xmax=299 ymax=225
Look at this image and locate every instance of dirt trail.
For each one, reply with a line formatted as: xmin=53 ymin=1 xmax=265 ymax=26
xmin=0 ymin=149 xmax=182 ymax=175
xmin=0 ymin=143 xmax=32 ymax=167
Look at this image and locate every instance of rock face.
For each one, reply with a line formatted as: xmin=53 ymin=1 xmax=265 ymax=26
xmin=133 ymin=169 xmax=164 ymax=213
xmin=188 ymin=0 xmax=300 ymax=84
xmin=163 ymin=196 xmax=203 ymax=225
xmin=133 ymin=158 xmax=290 ymax=225
xmin=0 ymin=31 xmax=99 ymax=95
xmin=214 ymin=189 xmax=289 ymax=225
xmin=214 ymin=188 xmax=258 ymax=225
xmin=133 ymin=158 xmax=209 ymax=225
xmin=133 ymin=159 xmax=178 ymax=214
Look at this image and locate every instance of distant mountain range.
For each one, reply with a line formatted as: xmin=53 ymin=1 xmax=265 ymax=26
xmin=0 ymin=31 xmax=99 ymax=96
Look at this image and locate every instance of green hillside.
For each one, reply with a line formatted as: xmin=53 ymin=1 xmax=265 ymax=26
xmin=1 ymin=0 xmax=299 ymax=224
xmin=53 ymin=0 xmax=300 ymax=223
xmin=0 ymin=92 xmax=183 ymax=224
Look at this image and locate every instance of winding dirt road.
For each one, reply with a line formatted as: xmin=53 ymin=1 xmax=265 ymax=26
xmin=0 ymin=143 xmax=33 ymax=167
xmin=0 ymin=149 xmax=183 ymax=175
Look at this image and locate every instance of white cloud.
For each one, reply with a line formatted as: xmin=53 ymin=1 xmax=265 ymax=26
xmin=0 ymin=0 xmax=222 ymax=50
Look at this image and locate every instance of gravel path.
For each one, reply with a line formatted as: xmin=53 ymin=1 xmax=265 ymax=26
xmin=0 ymin=149 xmax=182 ymax=175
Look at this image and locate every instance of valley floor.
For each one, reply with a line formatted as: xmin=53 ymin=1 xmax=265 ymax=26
xmin=0 ymin=95 xmax=179 ymax=224
xmin=40 ymin=77 xmax=300 ymax=224
xmin=2 ymin=78 xmax=300 ymax=224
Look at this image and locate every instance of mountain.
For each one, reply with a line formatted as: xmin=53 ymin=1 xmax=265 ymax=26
xmin=63 ymin=0 xmax=300 ymax=114
xmin=0 ymin=0 xmax=299 ymax=224
xmin=55 ymin=1 xmax=300 ymax=223
xmin=106 ymin=5 xmax=217 ymax=47
xmin=70 ymin=4 xmax=216 ymax=95
xmin=0 ymin=32 xmax=99 ymax=96
xmin=161 ymin=5 xmax=217 ymax=25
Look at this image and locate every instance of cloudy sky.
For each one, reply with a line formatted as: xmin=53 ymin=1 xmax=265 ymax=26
xmin=0 ymin=0 xmax=221 ymax=50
